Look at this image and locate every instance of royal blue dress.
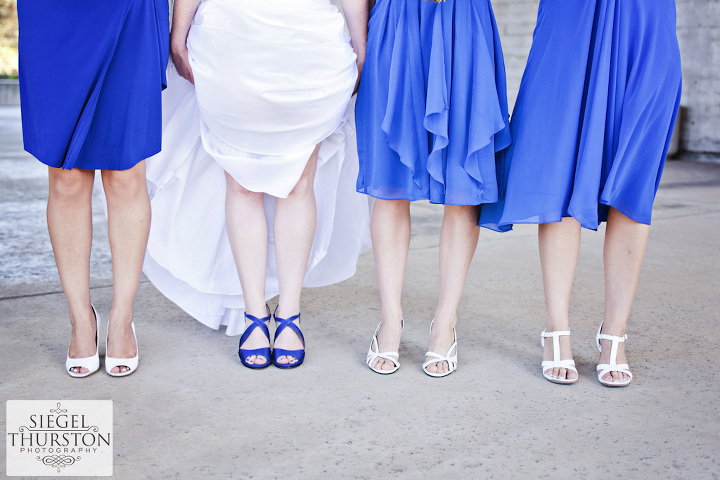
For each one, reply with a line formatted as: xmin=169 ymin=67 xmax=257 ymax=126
xmin=479 ymin=0 xmax=682 ymax=231
xmin=17 ymin=0 xmax=169 ymax=171
xmin=356 ymin=0 xmax=511 ymax=206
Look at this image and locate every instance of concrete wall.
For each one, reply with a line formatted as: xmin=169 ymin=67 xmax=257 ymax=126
xmin=492 ymin=0 xmax=720 ymax=156
xmin=0 ymin=78 xmax=19 ymax=105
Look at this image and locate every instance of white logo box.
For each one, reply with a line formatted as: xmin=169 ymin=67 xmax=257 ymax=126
xmin=6 ymin=400 xmax=113 ymax=477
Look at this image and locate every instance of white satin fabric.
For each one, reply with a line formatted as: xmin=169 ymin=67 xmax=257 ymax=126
xmin=144 ymin=0 xmax=371 ymax=335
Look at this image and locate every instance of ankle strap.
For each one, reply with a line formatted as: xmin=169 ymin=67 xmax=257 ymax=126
xmin=540 ymin=329 xmax=570 ymax=347
xmin=274 ymin=312 xmax=304 ymax=345
xmin=240 ymin=312 xmax=271 ymax=345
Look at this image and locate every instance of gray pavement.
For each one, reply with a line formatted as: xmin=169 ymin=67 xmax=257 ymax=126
xmin=1 ymin=104 xmax=720 ymax=479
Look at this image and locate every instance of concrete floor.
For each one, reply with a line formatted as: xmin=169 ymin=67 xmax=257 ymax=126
xmin=1 ymin=104 xmax=720 ymax=478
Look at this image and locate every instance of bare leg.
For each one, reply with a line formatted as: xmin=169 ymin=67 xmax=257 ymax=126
xmin=101 ymin=162 xmax=150 ymax=373
xmin=425 ymin=205 xmax=479 ymax=374
xmin=538 ymin=217 xmax=581 ymax=381
xmin=225 ymin=172 xmax=269 ymax=365
xmin=368 ymin=198 xmax=410 ymax=371
xmin=273 ymin=145 xmax=320 ymax=365
xmin=600 ymin=207 xmax=649 ymax=383
xmin=47 ymin=167 xmax=96 ymax=374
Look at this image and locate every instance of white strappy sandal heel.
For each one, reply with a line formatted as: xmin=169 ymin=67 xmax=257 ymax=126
xmin=105 ymin=322 xmax=138 ymax=377
xmin=596 ymin=321 xmax=633 ymax=387
xmin=66 ymin=305 xmax=101 ymax=378
xmin=366 ymin=320 xmax=403 ymax=375
xmin=422 ymin=320 xmax=457 ymax=378
xmin=540 ymin=329 xmax=578 ymax=384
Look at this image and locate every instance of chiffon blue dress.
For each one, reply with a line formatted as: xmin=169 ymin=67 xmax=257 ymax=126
xmin=17 ymin=0 xmax=169 ymax=171
xmin=356 ymin=0 xmax=511 ymax=206
xmin=479 ymin=0 xmax=682 ymax=231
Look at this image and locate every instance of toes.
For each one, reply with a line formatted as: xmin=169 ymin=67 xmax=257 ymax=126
xmin=558 ymin=367 xmax=567 ymax=379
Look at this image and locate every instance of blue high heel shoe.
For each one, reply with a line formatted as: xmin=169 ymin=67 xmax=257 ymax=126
xmin=238 ymin=311 xmax=272 ymax=369
xmin=272 ymin=311 xmax=305 ymax=369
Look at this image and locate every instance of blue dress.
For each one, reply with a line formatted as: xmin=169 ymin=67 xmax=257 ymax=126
xmin=356 ymin=0 xmax=511 ymax=206
xmin=17 ymin=0 xmax=169 ymax=171
xmin=479 ymin=0 xmax=682 ymax=231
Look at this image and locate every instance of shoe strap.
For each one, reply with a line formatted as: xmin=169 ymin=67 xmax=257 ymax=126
xmin=596 ymin=321 xmax=627 ymax=365
xmin=240 ymin=312 xmax=271 ymax=347
xmin=273 ymin=313 xmax=304 ymax=346
xmin=542 ymin=359 xmax=577 ymax=373
xmin=540 ymin=329 xmax=571 ymax=363
xmin=597 ymin=363 xmax=633 ymax=383
xmin=422 ymin=348 xmax=458 ymax=371
xmin=368 ymin=334 xmax=399 ymax=358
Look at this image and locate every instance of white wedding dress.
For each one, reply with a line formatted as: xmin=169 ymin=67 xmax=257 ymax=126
xmin=143 ymin=0 xmax=371 ymax=335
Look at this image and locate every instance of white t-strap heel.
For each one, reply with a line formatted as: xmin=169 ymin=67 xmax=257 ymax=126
xmin=540 ymin=329 xmax=578 ymax=384
xmin=596 ymin=321 xmax=633 ymax=387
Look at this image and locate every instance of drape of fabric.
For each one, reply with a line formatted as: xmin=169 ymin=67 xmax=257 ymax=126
xmin=18 ymin=0 xmax=169 ymax=170
xmin=143 ymin=0 xmax=371 ymax=335
xmin=480 ymin=0 xmax=682 ymax=231
xmin=356 ymin=0 xmax=511 ymax=205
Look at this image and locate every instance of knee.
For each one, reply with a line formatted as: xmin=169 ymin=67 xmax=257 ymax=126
xmin=444 ymin=204 xmax=479 ymax=222
xmin=225 ymin=174 xmax=262 ymax=201
xmin=374 ymin=198 xmax=410 ymax=216
xmin=48 ymin=169 xmax=93 ymax=203
xmin=287 ymin=168 xmax=315 ymax=199
xmin=102 ymin=167 xmax=148 ymax=200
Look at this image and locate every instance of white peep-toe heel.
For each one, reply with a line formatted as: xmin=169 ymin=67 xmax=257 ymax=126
xmin=422 ymin=319 xmax=457 ymax=378
xmin=366 ymin=320 xmax=403 ymax=375
xmin=105 ymin=322 xmax=138 ymax=377
xmin=596 ymin=321 xmax=633 ymax=387
xmin=540 ymin=329 xmax=578 ymax=384
xmin=66 ymin=305 xmax=101 ymax=378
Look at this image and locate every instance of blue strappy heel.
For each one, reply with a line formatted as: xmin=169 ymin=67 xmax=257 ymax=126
xmin=238 ymin=311 xmax=272 ymax=369
xmin=271 ymin=311 xmax=305 ymax=369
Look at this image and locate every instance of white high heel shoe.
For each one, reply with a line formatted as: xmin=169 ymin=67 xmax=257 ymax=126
xmin=366 ymin=320 xmax=403 ymax=375
xmin=105 ymin=322 xmax=138 ymax=377
xmin=540 ymin=329 xmax=578 ymax=384
xmin=66 ymin=305 xmax=101 ymax=378
xmin=596 ymin=321 xmax=633 ymax=387
xmin=422 ymin=319 xmax=457 ymax=378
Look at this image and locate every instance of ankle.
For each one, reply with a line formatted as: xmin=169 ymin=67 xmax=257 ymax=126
xmin=379 ymin=306 xmax=402 ymax=324
xmin=544 ymin=316 xmax=570 ymax=332
xmin=599 ymin=319 xmax=627 ymax=337
xmin=431 ymin=314 xmax=457 ymax=329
